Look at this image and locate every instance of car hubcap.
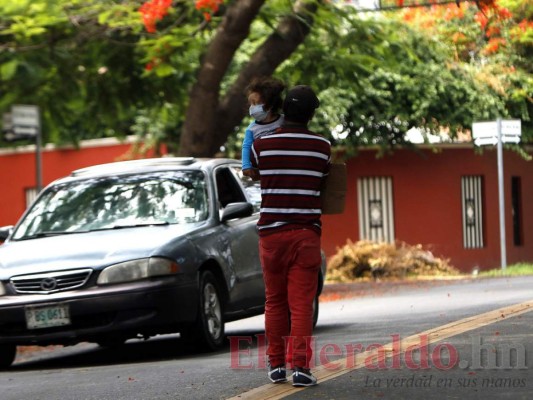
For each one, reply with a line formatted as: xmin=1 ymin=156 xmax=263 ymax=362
xmin=203 ymin=283 xmax=222 ymax=339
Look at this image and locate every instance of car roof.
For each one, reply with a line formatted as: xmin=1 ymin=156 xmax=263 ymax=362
xmin=68 ymin=157 xmax=240 ymax=179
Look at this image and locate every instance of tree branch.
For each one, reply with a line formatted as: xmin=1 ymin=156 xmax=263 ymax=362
xmin=178 ymin=0 xmax=321 ymax=156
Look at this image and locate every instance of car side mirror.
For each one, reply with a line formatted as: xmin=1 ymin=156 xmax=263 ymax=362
xmin=0 ymin=226 xmax=14 ymax=242
xmin=221 ymin=202 xmax=253 ymax=222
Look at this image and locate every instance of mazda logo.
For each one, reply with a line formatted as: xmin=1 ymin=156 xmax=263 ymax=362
xmin=40 ymin=277 xmax=58 ymax=291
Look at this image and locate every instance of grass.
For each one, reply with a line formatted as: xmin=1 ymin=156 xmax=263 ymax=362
xmin=478 ymin=263 xmax=533 ymax=277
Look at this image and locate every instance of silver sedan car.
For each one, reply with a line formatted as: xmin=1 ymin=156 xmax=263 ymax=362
xmin=0 ymin=157 xmax=326 ymax=368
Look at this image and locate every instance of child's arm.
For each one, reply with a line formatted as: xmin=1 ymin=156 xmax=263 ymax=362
xmin=241 ymin=126 xmax=254 ymax=171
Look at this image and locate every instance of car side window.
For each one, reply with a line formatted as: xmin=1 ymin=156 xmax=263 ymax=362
xmin=215 ymin=167 xmax=246 ymax=208
xmin=232 ymin=167 xmax=261 ymax=213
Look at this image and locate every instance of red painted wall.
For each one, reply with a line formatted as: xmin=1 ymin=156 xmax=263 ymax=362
xmin=321 ymin=146 xmax=533 ymax=272
xmin=0 ymin=138 xmax=162 ymax=227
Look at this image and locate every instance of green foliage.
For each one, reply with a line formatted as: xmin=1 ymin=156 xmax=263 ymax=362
xmin=0 ymin=0 xmax=530 ymax=154
xmin=0 ymin=0 xmax=188 ymax=147
xmin=390 ymin=2 xmax=532 ymax=142
xmin=270 ymin=9 xmax=513 ymax=153
xmin=479 ymin=263 xmax=533 ymax=276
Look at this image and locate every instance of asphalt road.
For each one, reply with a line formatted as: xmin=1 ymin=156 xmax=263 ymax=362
xmin=1 ymin=276 xmax=532 ymax=400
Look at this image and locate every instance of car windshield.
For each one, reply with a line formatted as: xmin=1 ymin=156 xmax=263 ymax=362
xmin=13 ymin=170 xmax=208 ymax=240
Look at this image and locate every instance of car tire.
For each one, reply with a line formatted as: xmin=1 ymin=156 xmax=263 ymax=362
xmin=0 ymin=344 xmax=16 ymax=369
xmin=184 ymin=270 xmax=225 ymax=351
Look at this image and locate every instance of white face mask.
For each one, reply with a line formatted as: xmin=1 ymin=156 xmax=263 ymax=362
xmin=249 ymin=104 xmax=268 ymax=121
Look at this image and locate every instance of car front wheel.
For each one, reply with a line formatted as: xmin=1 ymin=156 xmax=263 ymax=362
xmin=184 ymin=270 xmax=225 ymax=351
xmin=0 ymin=344 xmax=16 ymax=369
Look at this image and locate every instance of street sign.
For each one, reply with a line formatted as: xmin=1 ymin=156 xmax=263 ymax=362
xmin=2 ymin=113 xmax=13 ymax=133
xmin=3 ymin=105 xmax=41 ymax=141
xmin=2 ymin=104 xmax=43 ymax=192
xmin=472 ymin=121 xmax=497 ymax=139
xmin=471 ymin=118 xmax=522 ymax=271
xmin=13 ymin=126 xmax=39 ymax=136
xmin=472 ymin=119 xmax=521 ymax=146
xmin=12 ymin=105 xmax=40 ymax=131
xmin=473 ymin=137 xmax=498 ymax=146
xmin=501 ymin=119 xmax=521 ymax=136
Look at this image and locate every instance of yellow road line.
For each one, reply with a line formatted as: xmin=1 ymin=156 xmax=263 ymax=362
xmin=226 ymin=299 xmax=533 ymax=400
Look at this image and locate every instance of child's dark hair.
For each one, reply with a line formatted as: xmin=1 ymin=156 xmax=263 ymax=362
xmin=246 ymin=77 xmax=286 ymax=114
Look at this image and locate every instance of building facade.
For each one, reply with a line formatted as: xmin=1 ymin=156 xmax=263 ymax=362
xmin=322 ymin=145 xmax=533 ymax=272
xmin=1 ymin=139 xmax=532 ymax=272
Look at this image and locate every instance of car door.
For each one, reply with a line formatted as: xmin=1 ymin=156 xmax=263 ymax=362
xmin=214 ymin=165 xmax=264 ymax=312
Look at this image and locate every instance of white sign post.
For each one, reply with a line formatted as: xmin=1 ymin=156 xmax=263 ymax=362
xmin=472 ymin=119 xmax=522 ymax=270
xmin=10 ymin=105 xmax=42 ymax=192
xmin=11 ymin=105 xmax=39 ymax=136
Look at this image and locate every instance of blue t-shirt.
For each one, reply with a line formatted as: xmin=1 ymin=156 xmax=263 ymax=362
xmin=241 ymin=115 xmax=284 ymax=170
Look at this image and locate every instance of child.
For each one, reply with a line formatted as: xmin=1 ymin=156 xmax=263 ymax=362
xmin=242 ymin=77 xmax=286 ymax=178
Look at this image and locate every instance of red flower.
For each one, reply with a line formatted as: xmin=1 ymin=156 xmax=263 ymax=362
xmin=495 ymin=6 xmax=512 ymax=20
xmin=195 ymin=0 xmax=223 ymax=21
xmin=139 ymin=0 xmax=173 ymax=33
xmin=475 ymin=12 xmax=489 ymax=30
xmin=483 ymin=37 xmax=506 ymax=54
xmin=485 ymin=25 xmax=500 ymax=38
xmin=518 ymin=19 xmax=533 ymax=32
xmin=145 ymin=58 xmax=161 ymax=72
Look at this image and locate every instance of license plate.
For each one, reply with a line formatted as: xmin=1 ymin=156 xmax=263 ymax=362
xmin=25 ymin=304 xmax=71 ymax=329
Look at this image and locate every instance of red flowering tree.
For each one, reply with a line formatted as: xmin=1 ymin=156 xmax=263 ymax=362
xmin=398 ymin=1 xmax=524 ymax=58
xmin=139 ymin=0 xmax=322 ymax=156
xmin=2 ymin=0 xmax=529 ymax=150
xmin=396 ymin=0 xmax=532 ymax=139
xmin=135 ymin=0 xmax=530 ymax=156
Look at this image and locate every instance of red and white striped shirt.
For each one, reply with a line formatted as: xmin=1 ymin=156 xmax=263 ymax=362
xmin=251 ymin=127 xmax=331 ymax=236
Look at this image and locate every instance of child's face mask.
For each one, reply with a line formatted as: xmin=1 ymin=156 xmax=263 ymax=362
xmin=249 ymin=104 xmax=268 ymax=122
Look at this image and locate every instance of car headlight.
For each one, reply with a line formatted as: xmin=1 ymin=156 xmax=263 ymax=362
xmin=0 ymin=282 xmax=5 ymax=296
xmin=97 ymin=257 xmax=179 ymax=285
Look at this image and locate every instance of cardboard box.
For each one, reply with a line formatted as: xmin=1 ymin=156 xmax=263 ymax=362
xmin=321 ymin=163 xmax=347 ymax=214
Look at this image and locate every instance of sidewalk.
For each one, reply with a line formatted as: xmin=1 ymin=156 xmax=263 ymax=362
xmin=320 ymin=276 xmax=473 ymax=302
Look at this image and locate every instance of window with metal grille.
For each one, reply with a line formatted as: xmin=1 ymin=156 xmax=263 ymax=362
xmin=357 ymin=177 xmax=395 ymax=243
xmin=461 ymin=176 xmax=484 ymax=248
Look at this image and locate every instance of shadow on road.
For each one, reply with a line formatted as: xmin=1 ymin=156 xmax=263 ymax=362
xmin=9 ymin=321 xmax=353 ymax=372
xmin=11 ymin=335 xmax=222 ymax=371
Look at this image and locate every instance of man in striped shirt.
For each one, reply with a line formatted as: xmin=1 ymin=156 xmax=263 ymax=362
xmin=251 ymin=85 xmax=331 ymax=387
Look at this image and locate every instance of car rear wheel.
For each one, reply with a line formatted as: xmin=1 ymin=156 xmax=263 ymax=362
xmin=183 ymin=270 xmax=225 ymax=351
xmin=0 ymin=344 xmax=16 ymax=369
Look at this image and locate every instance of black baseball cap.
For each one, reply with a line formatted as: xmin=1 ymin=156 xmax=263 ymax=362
xmin=282 ymin=85 xmax=320 ymax=123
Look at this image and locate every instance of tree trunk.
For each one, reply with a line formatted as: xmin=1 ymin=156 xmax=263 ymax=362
xmin=178 ymin=0 xmax=319 ymax=157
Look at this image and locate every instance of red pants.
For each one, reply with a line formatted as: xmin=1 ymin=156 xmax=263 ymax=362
xmin=259 ymin=229 xmax=321 ymax=369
